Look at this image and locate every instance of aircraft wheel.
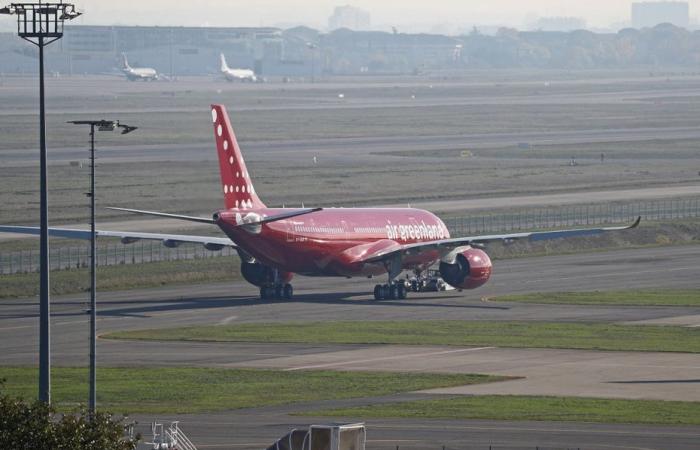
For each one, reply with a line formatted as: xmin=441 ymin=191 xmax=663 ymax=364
xmin=259 ymin=286 xmax=269 ymax=300
xmin=283 ymin=283 xmax=293 ymax=300
xmin=274 ymin=285 xmax=283 ymax=299
xmin=410 ymin=280 xmax=419 ymax=292
xmin=388 ymin=284 xmax=398 ymax=300
xmin=397 ymin=283 xmax=407 ymax=300
xmin=380 ymin=284 xmax=391 ymax=300
xmin=373 ymin=284 xmax=383 ymax=300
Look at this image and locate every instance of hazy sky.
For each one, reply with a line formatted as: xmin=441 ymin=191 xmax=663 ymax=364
xmin=1 ymin=1 xmax=697 ymax=31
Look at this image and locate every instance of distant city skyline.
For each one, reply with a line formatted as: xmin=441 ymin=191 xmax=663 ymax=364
xmin=0 ymin=1 xmax=697 ymax=32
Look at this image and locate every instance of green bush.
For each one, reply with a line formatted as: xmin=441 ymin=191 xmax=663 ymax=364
xmin=0 ymin=380 xmax=139 ymax=450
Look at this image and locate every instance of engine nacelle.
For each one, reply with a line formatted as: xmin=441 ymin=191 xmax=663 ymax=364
xmin=439 ymin=247 xmax=492 ymax=290
xmin=240 ymin=261 xmax=293 ymax=287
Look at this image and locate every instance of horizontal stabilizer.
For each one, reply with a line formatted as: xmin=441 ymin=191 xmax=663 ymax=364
xmin=238 ymin=208 xmax=322 ymax=227
xmin=107 ymin=207 xmax=216 ymax=224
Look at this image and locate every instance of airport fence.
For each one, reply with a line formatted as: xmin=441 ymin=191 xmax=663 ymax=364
xmin=443 ymin=197 xmax=700 ymax=236
xmin=1 ymin=197 xmax=698 ymax=275
xmin=0 ymin=240 xmax=238 ymax=275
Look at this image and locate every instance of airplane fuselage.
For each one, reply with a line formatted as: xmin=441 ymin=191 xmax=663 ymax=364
xmin=123 ymin=67 xmax=158 ymax=81
xmin=217 ymin=207 xmax=450 ymax=277
xmin=223 ymin=69 xmax=256 ymax=82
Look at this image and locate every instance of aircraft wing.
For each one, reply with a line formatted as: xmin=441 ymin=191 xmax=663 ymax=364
xmin=360 ymin=217 xmax=641 ymax=264
xmin=0 ymin=226 xmax=236 ymax=251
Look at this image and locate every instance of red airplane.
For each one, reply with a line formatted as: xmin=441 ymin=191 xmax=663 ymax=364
xmin=0 ymin=104 xmax=640 ymax=300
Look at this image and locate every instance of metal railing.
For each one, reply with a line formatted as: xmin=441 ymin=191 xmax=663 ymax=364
xmin=1 ymin=198 xmax=698 ymax=275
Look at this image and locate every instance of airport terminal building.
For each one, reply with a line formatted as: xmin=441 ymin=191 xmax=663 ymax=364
xmin=0 ymin=24 xmax=462 ymax=77
xmin=2 ymin=22 xmax=698 ymax=76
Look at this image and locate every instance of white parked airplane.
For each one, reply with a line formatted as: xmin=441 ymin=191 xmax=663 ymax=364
xmin=121 ymin=53 xmax=158 ymax=81
xmin=220 ymin=53 xmax=257 ymax=82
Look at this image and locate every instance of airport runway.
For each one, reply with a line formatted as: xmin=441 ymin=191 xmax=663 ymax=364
xmin=2 ymin=245 xmax=699 ymax=449
xmin=6 ymin=126 xmax=700 ymax=166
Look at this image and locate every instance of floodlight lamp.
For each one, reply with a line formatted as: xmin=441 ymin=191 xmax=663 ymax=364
xmin=98 ymin=123 xmax=116 ymax=132
xmin=118 ymin=123 xmax=138 ymax=135
xmin=60 ymin=5 xmax=82 ymax=20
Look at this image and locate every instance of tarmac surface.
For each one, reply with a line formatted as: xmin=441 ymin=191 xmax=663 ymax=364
xmin=1 ymin=245 xmax=700 ymax=449
xmin=7 ymin=126 xmax=700 ymax=167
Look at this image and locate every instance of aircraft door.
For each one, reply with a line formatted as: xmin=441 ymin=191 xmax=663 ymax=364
xmin=286 ymin=220 xmax=296 ymax=243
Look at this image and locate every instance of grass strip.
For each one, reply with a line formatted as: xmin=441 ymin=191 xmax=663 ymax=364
xmin=0 ymin=367 xmax=505 ymax=414
xmin=494 ymin=290 xmax=700 ymax=306
xmin=299 ymin=395 xmax=700 ymax=426
xmin=106 ymin=320 xmax=700 ymax=353
xmin=0 ymin=256 xmax=241 ymax=299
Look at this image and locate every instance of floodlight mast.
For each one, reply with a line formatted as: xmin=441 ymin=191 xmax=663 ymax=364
xmin=0 ymin=1 xmax=81 ymax=405
xmin=68 ymin=120 xmax=136 ymax=417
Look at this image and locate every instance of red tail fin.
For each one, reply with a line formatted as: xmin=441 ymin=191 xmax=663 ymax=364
xmin=211 ymin=104 xmax=266 ymax=210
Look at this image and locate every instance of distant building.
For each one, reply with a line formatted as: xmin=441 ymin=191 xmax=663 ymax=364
xmin=631 ymin=1 xmax=690 ymax=28
xmin=328 ymin=5 xmax=371 ymax=31
xmin=534 ymin=17 xmax=586 ymax=32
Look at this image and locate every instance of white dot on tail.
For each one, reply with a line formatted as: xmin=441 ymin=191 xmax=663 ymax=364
xmin=229 ymin=156 xmax=234 ymax=165
xmin=217 ymin=124 xmax=223 ymax=137
xmin=235 ymin=186 xmax=239 ymax=192
xmin=248 ymin=200 xmax=253 ymax=208
xmin=242 ymin=186 xmax=246 ymax=193
xmin=230 ymin=184 xmax=234 ymax=192
xmin=211 ymin=109 xmax=217 ymax=123
xmin=224 ymin=185 xmax=228 ymax=194
xmin=223 ymin=140 xmax=229 ymax=151
xmin=236 ymin=171 xmax=240 ymax=178
xmin=235 ymin=200 xmax=239 ymax=208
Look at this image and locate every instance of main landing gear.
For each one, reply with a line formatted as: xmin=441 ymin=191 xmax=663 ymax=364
xmin=260 ymin=283 xmax=293 ymax=300
xmin=373 ymin=281 xmax=407 ymax=300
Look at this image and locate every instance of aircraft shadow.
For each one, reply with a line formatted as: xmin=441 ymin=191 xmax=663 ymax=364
xmin=90 ymin=290 xmax=510 ymax=318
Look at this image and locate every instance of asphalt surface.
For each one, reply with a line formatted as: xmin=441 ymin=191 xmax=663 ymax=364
xmin=6 ymin=126 xmax=700 ymax=167
xmin=1 ymin=245 xmax=700 ymax=449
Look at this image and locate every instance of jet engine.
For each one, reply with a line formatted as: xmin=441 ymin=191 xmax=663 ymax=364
xmin=240 ymin=261 xmax=293 ymax=287
xmin=439 ymin=246 xmax=492 ymax=290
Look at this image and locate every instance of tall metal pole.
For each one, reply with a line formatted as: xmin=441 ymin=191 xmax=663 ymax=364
xmin=38 ymin=34 xmax=51 ymax=405
xmin=88 ymin=123 xmax=96 ymax=415
xmin=1 ymin=1 xmax=82 ymax=406
xmin=67 ymin=119 xmax=137 ymax=417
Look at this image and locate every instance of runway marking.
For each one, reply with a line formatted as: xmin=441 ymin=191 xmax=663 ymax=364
xmin=219 ymin=315 xmax=238 ymax=325
xmin=0 ymin=307 xmax=239 ymax=331
xmin=0 ymin=316 xmax=124 ymax=331
xmin=283 ymin=347 xmax=495 ymax=371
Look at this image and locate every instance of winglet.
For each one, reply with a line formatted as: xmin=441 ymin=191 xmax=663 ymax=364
xmin=630 ymin=216 xmax=641 ymax=229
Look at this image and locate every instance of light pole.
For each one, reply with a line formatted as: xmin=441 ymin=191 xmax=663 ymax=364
xmin=0 ymin=1 xmax=81 ymax=404
xmin=306 ymin=42 xmax=317 ymax=83
xmin=68 ymin=120 xmax=137 ymax=417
